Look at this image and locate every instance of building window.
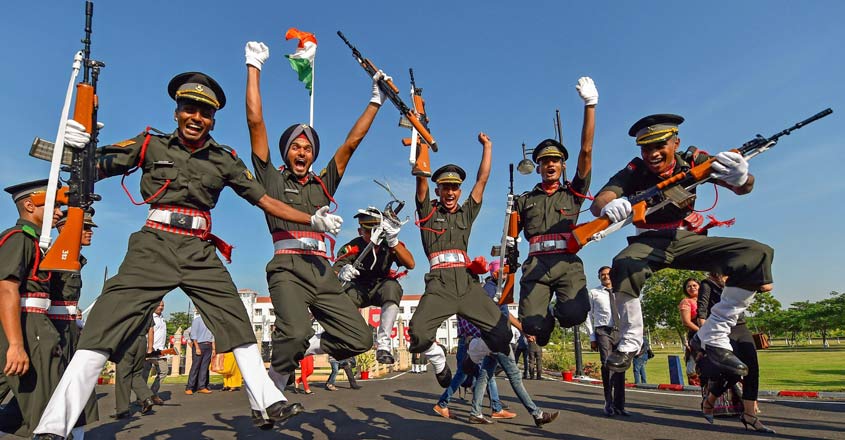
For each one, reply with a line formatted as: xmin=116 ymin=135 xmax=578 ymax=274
xmin=439 ymin=321 xmax=447 ymax=330
xmin=268 ymin=308 xmax=274 ymax=316
xmin=438 ymin=338 xmax=447 ymax=346
xmin=254 ymin=310 xmax=262 ymax=318
xmin=451 ymin=321 xmax=457 ymax=329
xmin=255 ymin=326 xmax=262 ymax=332
xmin=410 ymin=306 xmax=417 ymax=314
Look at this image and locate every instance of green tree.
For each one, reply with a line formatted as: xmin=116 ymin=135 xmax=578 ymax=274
xmin=166 ymin=311 xmax=192 ymax=337
xmin=746 ymin=291 xmax=783 ymax=335
xmin=640 ymin=268 xmax=704 ymax=345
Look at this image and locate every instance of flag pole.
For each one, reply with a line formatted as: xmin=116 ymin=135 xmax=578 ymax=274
xmin=309 ymin=54 xmax=315 ymax=127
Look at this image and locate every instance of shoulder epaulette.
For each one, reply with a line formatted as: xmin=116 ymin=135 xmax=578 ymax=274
xmin=625 ymin=157 xmax=643 ymax=172
xmin=215 ymin=143 xmax=238 ymax=158
xmin=21 ymin=224 xmax=38 ymax=239
xmin=147 ymin=127 xmax=168 ymax=136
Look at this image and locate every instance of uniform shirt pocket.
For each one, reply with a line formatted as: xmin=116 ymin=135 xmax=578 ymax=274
xmin=200 ymin=174 xmax=224 ymax=191
xmin=150 ymin=161 xmax=179 ymax=181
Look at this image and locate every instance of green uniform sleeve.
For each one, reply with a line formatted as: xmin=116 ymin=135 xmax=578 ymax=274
xmin=318 ymin=157 xmax=342 ymax=197
xmin=463 ymin=193 xmax=482 ymax=224
xmin=0 ymin=233 xmax=30 ymax=282
xmin=415 ymin=185 xmax=433 ymax=220
xmin=571 ymin=169 xmax=592 ymax=200
xmin=98 ymin=133 xmax=147 ymax=178
xmin=334 ymin=239 xmax=361 ymax=269
xmin=225 ymin=155 xmax=267 ymax=205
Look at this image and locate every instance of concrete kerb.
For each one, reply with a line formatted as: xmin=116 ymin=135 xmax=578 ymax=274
xmin=547 ymin=370 xmax=843 ymax=400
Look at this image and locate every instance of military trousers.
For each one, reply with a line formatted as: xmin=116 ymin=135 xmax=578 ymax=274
xmin=79 ymin=228 xmax=256 ymax=358
xmin=0 ymin=313 xmax=61 ymax=437
xmin=113 ymin=333 xmax=153 ymax=413
xmin=518 ymin=253 xmax=590 ymax=345
xmin=266 ymin=254 xmax=372 ymax=373
xmin=408 ymin=267 xmax=511 ymax=354
xmin=344 ymin=278 xmax=403 ymax=309
xmin=611 ymin=230 xmax=774 ymax=298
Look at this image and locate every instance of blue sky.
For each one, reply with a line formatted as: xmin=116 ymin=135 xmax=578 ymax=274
xmin=1 ymin=1 xmax=841 ymax=317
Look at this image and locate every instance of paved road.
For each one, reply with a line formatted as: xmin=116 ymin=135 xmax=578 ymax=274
xmin=74 ymin=370 xmax=843 ymax=439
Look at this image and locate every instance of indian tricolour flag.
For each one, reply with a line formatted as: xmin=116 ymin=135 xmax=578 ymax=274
xmin=285 ymin=28 xmax=317 ymax=94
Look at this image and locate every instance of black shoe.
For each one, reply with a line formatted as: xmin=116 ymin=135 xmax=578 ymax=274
xmin=32 ymin=435 xmax=65 ymax=439
xmin=151 ymin=395 xmax=165 ymax=405
xmin=350 ymin=384 xmax=362 ymax=390
xmin=604 ymin=402 xmax=615 ymax=416
xmin=606 ymin=350 xmax=636 ymax=373
xmin=468 ymin=415 xmax=495 ymax=424
xmin=614 ymin=407 xmax=632 ymax=417
xmin=251 ymin=401 xmax=305 ymax=430
xmin=533 ymin=410 xmax=559 ymax=427
xmin=435 ymin=364 xmax=453 ymax=388
xmin=110 ymin=410 xmax=130 ymax=419
xmin=140 ymin=397 xmax=154 ymax=415
xmin=376 ymin=349 xmax=395 ymax=365
xmin=704 ymin=345 xmax=749 ymax=376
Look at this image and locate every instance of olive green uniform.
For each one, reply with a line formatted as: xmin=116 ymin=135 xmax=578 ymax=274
xmin=600 ymin=150 xmax=774 ymax=297
xmin=80 ymin=130 xmax=265 ymax=358
xmin=49 ymin=256 xmax=99 ymax=426
xmin=515 ymin=174 xmax=591 ymax=344
xmin=113 ymin=327 xmax=154 ymax=414
xmin=251 ymin=153 xmax=371 ymax=373
xmin=334 ymin=237 xmax=404 ymax=308
xmin=0 ymin=220 xmax=62 ymax=437
xmin=409 ymin=189 xmax=511 ymax=354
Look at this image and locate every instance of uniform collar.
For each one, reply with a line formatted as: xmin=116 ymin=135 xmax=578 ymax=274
xmin=15 ymin=219 xmax=40 ymax=237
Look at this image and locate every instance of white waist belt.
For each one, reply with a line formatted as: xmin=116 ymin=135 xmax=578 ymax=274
xmin=528 ymin=239 xmax=568 ymax=253
xmin=273 ymin=237 xmax=327 ymax=252
xmin=47 ymin=304 xmax=78 ymax=316
xmin=21 ymin=297 xmax=50 ymax=311
xmin=147 ymin=209 xmax=208 ymax=230
xmin=429 ymin=253 xmax=467 ymax=266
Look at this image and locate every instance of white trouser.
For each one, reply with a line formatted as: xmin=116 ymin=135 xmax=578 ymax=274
xmin=696 ymin=287 xmax=756 ymax=350
xmin=305 ymin=333 xmax=324 ymax=356
xmin=377 ymin=303 xmax=399 ymax=352
xmin=423 ymin=342 xmax=446 ymax=373
xmin=614 ymin=293 xmax=644 ymax=353
xmin=232 ymin=343 xmax=286 ymax=414
xmin=34 ymin=349 xmax=107 ymax=437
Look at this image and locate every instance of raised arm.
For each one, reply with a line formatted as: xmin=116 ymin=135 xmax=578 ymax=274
xmin=574 ymin=77 xmax=598 ymax=180
xmin=469 ymin=133 xmax=493 ymax=204
xmin=245 ymin=42 xmax=271 ymax=162
xmin=333 ymin=72 xmax=388 ymax=176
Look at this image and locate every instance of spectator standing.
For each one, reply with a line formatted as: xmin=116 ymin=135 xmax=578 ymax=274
xmin=326 ymin=357 xmax=361 ymax=390
xmin=142 ymin=301 xmax=168 ymax=404
xmin=294 ymin=355 xmax=315 ymax=395
xmin=679 ymin=278 xmax=701 ymax=385
xmin=527 ymin=337 xmax=543 ymax=380
xmin=585 ymin=266 xmax=627 ymax=416
xmin=632 ymin=337 xmax=651 ymax=384
xmin=185 ymin=313 xmax=215 ymax=395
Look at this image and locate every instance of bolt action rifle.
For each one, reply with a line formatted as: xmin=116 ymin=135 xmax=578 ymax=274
xmin=400 ymin=69 xmax=433 ymax=177
xmin=570 ymin=108 xmax=834 ymax=250
xmin=38 ymin=0 xmax=105 ymax=273
xmin=491 ymin=164 xmax=520 ymax=305
xmin=337 ymin=31 xmax=439 ymax=162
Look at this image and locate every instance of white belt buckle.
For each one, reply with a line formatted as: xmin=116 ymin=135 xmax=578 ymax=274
xmin=300 ymin=238 xmax=321 ymax=251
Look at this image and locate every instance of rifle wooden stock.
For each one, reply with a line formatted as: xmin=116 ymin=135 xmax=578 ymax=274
xmin=498 ymin=210 xmax=519 ymax=305
xmin=40 ymin=206 xmax=83 ymax=273
xmin=571 ymin=216 xmax=612 ymax=249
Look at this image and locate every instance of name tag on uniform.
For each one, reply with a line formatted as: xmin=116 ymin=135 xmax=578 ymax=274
xmin=284 ymin=188 xmax=300 ymax=194
xmin=434 ymin=218 xmax=446 ymax=223
xmin=154 ymin=160 xmax=174 ymax=167
xmin=525 ymin=202 xmax=536 ymax=209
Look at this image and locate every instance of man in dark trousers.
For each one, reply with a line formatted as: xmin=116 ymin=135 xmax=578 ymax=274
xmin=185 ymin=312 xmax=214 ymax=395
xmin=585 ymin=266 xmax=627 ymax=416
xmin=335 ymin=207 xmax=415 ymax=364
xmin=244 ymin=41 xmax=381 ymax=394
xmin=112 ymin=328 xmax=155 ymax=418
xmin=409 ymin=133 xmax=512 ymax=388
xmin=0 ymin=180 xmax=63 ymax=438
xmin=590 ymin=114 xmax=773 ymax=376
xmin=34 ymin=71 xmax=321 ymax=439
xmin=526 ymin=336 xmax=543 ymax=380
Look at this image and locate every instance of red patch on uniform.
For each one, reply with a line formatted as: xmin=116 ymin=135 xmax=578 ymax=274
xmin=626 ymin=161 xmax=637 ymax=171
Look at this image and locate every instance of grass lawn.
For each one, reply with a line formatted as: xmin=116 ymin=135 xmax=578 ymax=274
xmin=578 ymin=342 xmax=845 ymax=391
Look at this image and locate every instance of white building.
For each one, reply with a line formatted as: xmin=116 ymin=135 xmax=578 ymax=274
xmin=244 ymin=289 xmax=517 ymax=353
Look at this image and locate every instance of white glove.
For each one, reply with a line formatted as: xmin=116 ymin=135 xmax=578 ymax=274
xmin=710 ymin=151 xmax=748 ymax=187
xmin=64 ymin=119 xmax=91 ymax=149
xmin=245 ymin=41 xmax=270 ymax=70
xmin=381 ymin=216 xmax=403 ymax=248
xmin=310 ymin=206 xmax=343 ymax=235
xmin=338 ymin=264 xmax=360 ymax=283
xmin=369 ymin=224 xmax=384 ymax=245
xmin=370 ymin=70 xmax=392 ymax=106
xmin=576 ymin=76 xmax=598 ymax=106
xmin=600 ymin=197 xmax=632 ymax=223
